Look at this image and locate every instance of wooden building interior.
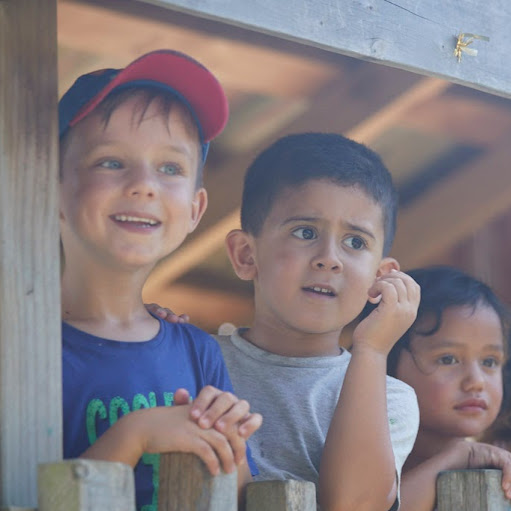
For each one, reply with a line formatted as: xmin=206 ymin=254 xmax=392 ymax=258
xmin=59 ymin=0 xmax=511 ymax=334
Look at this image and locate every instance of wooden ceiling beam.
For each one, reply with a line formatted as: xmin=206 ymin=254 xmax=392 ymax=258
xmin=404 ymin=95 xmax=511 ymax=147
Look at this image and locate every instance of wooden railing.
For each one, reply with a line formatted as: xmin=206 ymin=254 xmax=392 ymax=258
xmin=2 ymin=456 xmax=510 ymax=510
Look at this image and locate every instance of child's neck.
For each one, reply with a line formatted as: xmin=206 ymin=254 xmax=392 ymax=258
xmin=61 ymin=260 xmax=158 ymax=341
xmin=244 ymin=317 xmax=343 ymax=357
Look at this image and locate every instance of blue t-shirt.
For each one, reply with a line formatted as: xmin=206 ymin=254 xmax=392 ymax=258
xmin=63 ymin=318 xmax=257 ymax=511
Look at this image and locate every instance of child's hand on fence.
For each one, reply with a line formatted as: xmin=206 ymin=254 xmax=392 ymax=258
xmin=145 ymin=302 xmax=190 ymax=323
xmin=449 ymin=440 xmax=511 ymax=499
xmin=135 ymin=404 xmax=242 ymax=475
xmin=352 ymin=269 xmax=420 ymax=356
xmin=189 ymin=386 xmax=263 ymax=465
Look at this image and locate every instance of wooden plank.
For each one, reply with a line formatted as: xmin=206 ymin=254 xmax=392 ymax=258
xmin=57 ymin=1 xmax=337 ymax=98
xmin=437 ymin=469 xmax=510 ymax=511
xmin=0 ymin=0 xmax=61 ymax=507
xmin=38 ymin=460 xmax=135 ymax=511
xmin=158 ymin=453 xmax=237 ymax=511
xmin=246 ymin=480 xmax=317 ymax=511
xmin=392 ymin=136 xmax=511 ymax=269
xmin=140 ymin=0 xmax=511 ymax=98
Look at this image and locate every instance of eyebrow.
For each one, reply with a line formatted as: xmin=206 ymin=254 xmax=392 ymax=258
xmin=281 ymin=216 xmax=376 ymax=240
xmin=88 ymin=141 xmax=194 ymax=158
xmin=418 ymin=339 xmax=505 ymax=352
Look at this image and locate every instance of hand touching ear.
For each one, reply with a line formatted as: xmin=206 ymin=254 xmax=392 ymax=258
xmin=353 ymin=269 xmax=420 ymax=356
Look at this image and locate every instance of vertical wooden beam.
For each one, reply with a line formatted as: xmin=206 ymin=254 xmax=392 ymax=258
xmin=0 ymin=0 xmax=61 ymax=507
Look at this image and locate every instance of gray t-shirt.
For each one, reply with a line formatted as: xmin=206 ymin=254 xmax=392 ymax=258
xmin=215 ymin=329 xmax=419 ymax=491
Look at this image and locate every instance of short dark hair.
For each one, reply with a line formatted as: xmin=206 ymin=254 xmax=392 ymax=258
xmin=240 ymin=133 xmax=398 ymax=255
xmin=61 ymin=87 xmax=204 ymax=186
xmin=385 ymin=265 xmax=511 ymax=377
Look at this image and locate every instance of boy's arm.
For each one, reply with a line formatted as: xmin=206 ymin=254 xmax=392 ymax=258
xmin=319 ymin=270 xmax=420 ymax=511
xmin=400 ymin=440 xmax=511 ymax=511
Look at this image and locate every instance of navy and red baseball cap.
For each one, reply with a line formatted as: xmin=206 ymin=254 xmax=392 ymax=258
xmin=58 ymin=49 xmax=229 ymax=162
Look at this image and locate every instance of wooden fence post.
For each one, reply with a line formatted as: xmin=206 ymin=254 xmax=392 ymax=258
xmin=37 ymin=459 xmax=136 ymax=511
xmin=437 ymin=469 xmax=511 ymax=511
xmin=0 ymin=0 xmax=61 ymax=507
xmin=246 ymin=480 xmax=316 ymax=511
xmin=158 ymin=453 xmax=237 ymax=511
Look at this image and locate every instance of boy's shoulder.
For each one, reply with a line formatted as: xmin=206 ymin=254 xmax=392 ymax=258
xmin=62 ymin=317 xmax=221 ymax=353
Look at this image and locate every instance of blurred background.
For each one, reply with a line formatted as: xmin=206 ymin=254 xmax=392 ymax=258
xmin=59 ymin=0 xmax=511 ymax=333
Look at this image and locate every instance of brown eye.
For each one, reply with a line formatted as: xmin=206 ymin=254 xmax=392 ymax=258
xmin=438 ymin=355 xmax=457 ymax=365
xmin=292 ymin=227 xmax=316 ymax=240
xmin=344 ymin=236 xmax=366 ymax=250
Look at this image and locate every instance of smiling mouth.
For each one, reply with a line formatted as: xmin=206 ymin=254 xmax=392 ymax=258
xmin=111 ymin=214 xmax=161 ymax=227
xmin=303 ymin=286 xmax=336 ymax=297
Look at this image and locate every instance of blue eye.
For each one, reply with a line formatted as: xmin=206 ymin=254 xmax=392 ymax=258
xmin=99 ymin=159 xmax=123 ymax=170
xmin=159 ymin=163 xmax=182 ymax=176
xmin=292 ymin=227 xmax=317 ymax=240
xmin=344 ymin=236 xmax=366 ymax=250
xmin=438 ymin=355 xmax=458 ymax=365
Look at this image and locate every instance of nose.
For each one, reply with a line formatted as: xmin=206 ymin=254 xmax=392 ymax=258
xmin=461 ymin=361 xmax=485 ymax=392
xmin=311 ymin=238 xmax=342 ymax=273
xmin=125 ymin=165 xmax=157 ymax=198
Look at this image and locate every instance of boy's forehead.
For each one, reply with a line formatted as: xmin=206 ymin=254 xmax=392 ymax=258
xmin=66 ymin=97 xmax=200 ymax=149
xmin=268 ymin=179 xmax=385 ymax=225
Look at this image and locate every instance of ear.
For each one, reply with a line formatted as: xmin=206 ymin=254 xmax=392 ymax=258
xmin=376 ymin=256 xmax=400 ymax=278
xmin=225 ymin=229 xmax=257 ymax=281
xmin=188 ymin=187 xmax=208 ymax=233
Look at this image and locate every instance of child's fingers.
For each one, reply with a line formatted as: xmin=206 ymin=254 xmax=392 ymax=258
xmin=198 ymin=392 xmax=239 ymax=429
xmin=370 ymin=271 xmax=419 ymax=306
xmin=495 ymin=450 xmax=511 ymax=499
xmin=190 ymin=386 xmax=227 ymax=422
xmin=174 ymin=388 xmax=191 ymax=406
xmin=214 ymin=399 xmax=250 ymax=432
xmin=190 ymin=437 xmax=221 ymax=476
xmin=238 ymin=412 xmax=263 ymax=439
xmin=200 ymin=428 xmax=237 ymax=474
xmin=227 ymin=430 xmax=247 ymax=466
xmin=144 ymin=302 xmax=183 ymax=322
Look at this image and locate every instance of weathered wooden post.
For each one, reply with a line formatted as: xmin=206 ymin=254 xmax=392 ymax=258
xmin=246 ymin=480 xmax=316 ymax=511
xmin=437 ymin=469 xmax=511 ymax=511
xmin=158 ymin=452 xmax=237 ymax=511
xmin=0 ymin=0 xmax=61 ymax=508
xmin=37 ymin=459 xmax=136 ymax=511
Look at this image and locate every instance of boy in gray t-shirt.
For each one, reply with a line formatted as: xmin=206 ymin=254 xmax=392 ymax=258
xmin=218 ymin=133 xmax=419 ymax=511
xmin=154 ymin=133 xmax=420 ymax=510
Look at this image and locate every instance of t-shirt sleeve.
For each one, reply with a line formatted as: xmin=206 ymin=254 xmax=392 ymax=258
xmin=198 ymin=329 xmax=259 ymax=477
xmin=387 ymin=377 xmax=420 ymax=509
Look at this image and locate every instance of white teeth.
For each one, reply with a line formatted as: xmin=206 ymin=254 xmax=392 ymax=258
xmin=312 ymin=286 xmax=332 ymax=294
xmin=114 ymin=215 xmax=158 ymax=225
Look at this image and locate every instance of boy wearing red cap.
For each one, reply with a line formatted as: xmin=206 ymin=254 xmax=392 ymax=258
xmin=59 ymin=50 xmax=261 ymax=510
